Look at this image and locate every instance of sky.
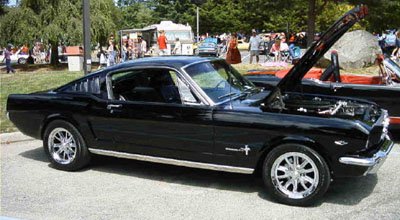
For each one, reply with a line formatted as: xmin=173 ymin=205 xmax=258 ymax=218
xmin=8 ymin=0 xmax=17 ymax=6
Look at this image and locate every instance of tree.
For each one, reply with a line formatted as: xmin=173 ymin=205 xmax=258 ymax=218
xmin=0 ymin=0 xmax=9 ymax=16
xmin=5 ymin=0 xmax=119 ymax=65
xmin=0 ymin=6 xmax=40 ymax=47
xmin=117 ymin=2 xmax=157 ymax=29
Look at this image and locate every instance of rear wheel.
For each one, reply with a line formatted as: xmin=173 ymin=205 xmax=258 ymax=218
xmin=18 ymin=58 xmax=26 ymax=64
xmin=262 ymin=144 xmax=330 ymax=206
xmin=43 ymin=120 xmax=91 ymax=171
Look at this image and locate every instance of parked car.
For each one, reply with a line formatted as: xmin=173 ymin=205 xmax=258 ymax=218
xmin=6 ymin=6 xmax=394 ymax=207
xmin=245 ymin=52 xmax=400 ymax=141
xmin=237 ymin=39 xmax=249 ymax=50
xmin=0 ymin=49 xmax=29 ymax=64
xmin=197 ymin=38 xmax=220 ymax=57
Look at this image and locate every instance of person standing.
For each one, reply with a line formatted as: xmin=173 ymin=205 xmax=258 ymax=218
xmin=157 ymin=30 xmax=168 ymax=56
xmin=172 ymin=38 xmax=181 ymax=55
xmin=2 ymin=45 xmax=15 ymax=73
xmin=248 ymin=30 xmax=262 ymax=64
xmin=140 ymin=36 xmax=147 ymax=58
xmin=121 ymin=42 xmax=127 ymax=62
xmin=288 ymin=32 xmax=297 ymax=59
xmin=107 ymin=39 xmax=116 ymax=67
xmin=384 ymin=30 xmax=397 ymax=55
xmin=225 ymin=33 xmax=241 ymax=64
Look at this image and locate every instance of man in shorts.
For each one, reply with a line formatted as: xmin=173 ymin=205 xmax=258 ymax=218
xmin=249 ymin=30 xmax=262 ymax=64
xmin=157 ymin=30 xmax=168 ymax=56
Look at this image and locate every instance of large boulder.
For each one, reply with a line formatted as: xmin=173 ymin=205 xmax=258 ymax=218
xmin=323 ymin=30 xmax=382 ymax=69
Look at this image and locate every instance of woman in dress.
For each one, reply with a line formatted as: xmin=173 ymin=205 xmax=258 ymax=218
xmin=226 ymin=33 xmax=241 ymax=64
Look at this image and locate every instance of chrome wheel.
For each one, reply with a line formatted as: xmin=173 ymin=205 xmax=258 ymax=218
xmin=271 ymin=152 xmax=319 ymax=199
xmin=48 ymin=128 xmax=77 ymax=165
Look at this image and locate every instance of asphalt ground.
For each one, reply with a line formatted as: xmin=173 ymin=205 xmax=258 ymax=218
xmin=1 ymin=135 xmax=400 ymax=220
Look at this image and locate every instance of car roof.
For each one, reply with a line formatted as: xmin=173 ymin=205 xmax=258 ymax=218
xmin=59 ymin=56 xmax=220 ymax=87
xmin=106 ymin=56 xmax=218 ymax=71
xmin=54 ymin=56 xmax=222 ymax=92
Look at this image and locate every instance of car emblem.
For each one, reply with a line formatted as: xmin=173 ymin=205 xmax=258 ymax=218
xmin=334 ymin=140 xmax=348 ymax=146
xmin=225 ymin=145 xmax=251 ymax=156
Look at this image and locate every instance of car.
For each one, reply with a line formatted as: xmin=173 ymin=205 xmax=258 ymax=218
xmin=245 ymin=52 xmax=400 ymax=141
xmin=6 ymin=6 xmax=394 ymax=206
xmin=237 ymin=39 xmax=249 ymax=50
xmin=0 ymin=49 xmax=29 ymax=64
xmin=197 ymin=38 xmax=220 ymax=57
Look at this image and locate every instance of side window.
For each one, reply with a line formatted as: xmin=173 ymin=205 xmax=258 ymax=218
xmin=111 ymin=69 xmax=194 ymax=104
xmin=175 ymin=76 xmax=200 ymax=104
xmin=60 ymin=76 xmax=103 ymax=96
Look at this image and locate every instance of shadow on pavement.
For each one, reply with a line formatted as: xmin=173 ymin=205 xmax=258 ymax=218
xmin=19 ymin=146 xmax=377 ymax=206
xmin=90 ymin=155 xmax=266 ymax=194
xmin=319 ymin=175 xmax=378 ymax=206
xmin=19 ymin=146 xmax=48 ymax=163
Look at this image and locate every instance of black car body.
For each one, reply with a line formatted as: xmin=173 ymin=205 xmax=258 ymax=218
xmin=6 ymin=6 xmax=394 ymax=206
xmin=246 ymin=57 xmax=400 ymax=142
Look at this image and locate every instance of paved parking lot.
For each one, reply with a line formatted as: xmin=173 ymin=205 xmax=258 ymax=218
xmin=1 ymin=136 xmax=400 ymax=220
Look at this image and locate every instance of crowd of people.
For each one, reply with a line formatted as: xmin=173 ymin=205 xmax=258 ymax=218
xmin=3 ymin=28 xmax=399 ymax=74
xmin=97 ymin=34 xmax=149 ymax=69
xmin=375 ymin=30 xmax=400 ymax=59
xmin=221 ymin=30 xmax=307 ymax=65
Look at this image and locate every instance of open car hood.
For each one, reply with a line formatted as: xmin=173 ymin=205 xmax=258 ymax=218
xmin=263 ymin=5 xmax=368 ymax=104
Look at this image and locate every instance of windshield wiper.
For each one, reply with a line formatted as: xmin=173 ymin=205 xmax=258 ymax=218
xmin=218 ymin=92 xmax=238 ymax=100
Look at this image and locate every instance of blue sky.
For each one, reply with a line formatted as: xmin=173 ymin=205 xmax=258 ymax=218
xmin=8 ymin=0 xmax=17 ymax=6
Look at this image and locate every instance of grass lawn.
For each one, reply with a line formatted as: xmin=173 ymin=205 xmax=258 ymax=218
xmin=0 ymin=62 xmax=381 ymax=133
xmin=0 ymin=70 xmax=83 ymax=133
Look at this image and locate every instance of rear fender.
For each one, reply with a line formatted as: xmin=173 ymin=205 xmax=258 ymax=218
xmin=40 ymin=113 xmax=81 ymax=140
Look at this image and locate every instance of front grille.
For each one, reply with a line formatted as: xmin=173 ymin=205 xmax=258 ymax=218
xmin=367 ymin=110 xmax=389 ymax=149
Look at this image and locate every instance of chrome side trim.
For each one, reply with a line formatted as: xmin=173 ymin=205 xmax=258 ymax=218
xmin=88 ymin=148 xmax=254 ymax=174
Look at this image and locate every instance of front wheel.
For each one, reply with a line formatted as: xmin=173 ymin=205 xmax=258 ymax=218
xmin=262 ymin=144 xmax=330 ymax=206
xmin=43 ymin=120 xmax=91 ymax=171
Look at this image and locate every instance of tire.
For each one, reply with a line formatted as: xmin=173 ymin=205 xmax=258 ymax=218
xmin=262 ymin=144 xmax=330 ymax=206
xmin=18 ymin=58 xmax=26 ymax=64
xmin=43 ymin=120 xmax=91 ymax=171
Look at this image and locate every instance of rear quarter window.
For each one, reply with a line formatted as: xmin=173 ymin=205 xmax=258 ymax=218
xmin=60 ymin=76 xmax=104 ymax=96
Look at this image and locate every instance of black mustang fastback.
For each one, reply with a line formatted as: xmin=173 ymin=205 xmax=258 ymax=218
xmin=6 ymin=6 xmax=394 ymax=206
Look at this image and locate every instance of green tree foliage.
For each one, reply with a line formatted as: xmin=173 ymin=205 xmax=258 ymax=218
xmin=348 ymin=0 xmax=400 ymax=32
xmin=0 ymin=0 xmax=9 ymax=16
xmin=0 ymin=0 xmax=119 ymax=64
xmin=1 ymin=0 xmax=399 ymax=54
xmin=0 ymin=6 xmax=40 ymax=46
xmin=117 ymin=2 xmax=157 ymax=29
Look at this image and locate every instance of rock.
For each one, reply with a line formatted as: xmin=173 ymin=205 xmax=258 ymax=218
xmin=322 ymin=30 xmax=382 ymax=69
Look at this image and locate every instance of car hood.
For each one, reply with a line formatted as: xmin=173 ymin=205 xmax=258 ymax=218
xmin=264 ymin=5 xmax=368 ymax=104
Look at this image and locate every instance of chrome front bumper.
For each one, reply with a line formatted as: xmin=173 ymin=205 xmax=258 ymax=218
xmin=339 ymin=136 xmax=394 ymax=175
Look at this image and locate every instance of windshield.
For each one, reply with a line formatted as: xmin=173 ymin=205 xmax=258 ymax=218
xmin=184 ymin=60 xmax=256 ymax=103
xmin=204 ymin=38 xmax=218 ymax=44
xmin=165 ymin=31 xmax=192 ymax=41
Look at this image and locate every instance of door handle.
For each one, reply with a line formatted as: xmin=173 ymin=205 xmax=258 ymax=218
xmin=107 ymin=104 xmax=122 ymax=110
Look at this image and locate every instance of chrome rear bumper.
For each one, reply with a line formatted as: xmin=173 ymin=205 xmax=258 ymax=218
xmin=339 ymin=136 xmax=394 ymax=175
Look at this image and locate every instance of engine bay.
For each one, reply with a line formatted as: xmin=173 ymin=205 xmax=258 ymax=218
xmin=266 ymin=92 xmax=381 ymax=123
